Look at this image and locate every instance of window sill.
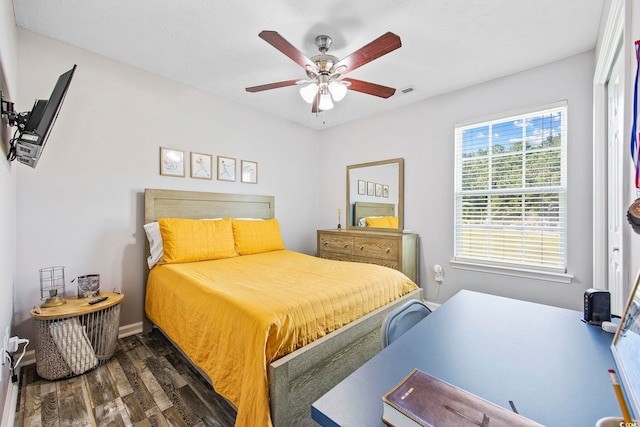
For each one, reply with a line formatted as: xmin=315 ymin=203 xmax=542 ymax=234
xmin=449 ymin=259 xmax=574 ymax=284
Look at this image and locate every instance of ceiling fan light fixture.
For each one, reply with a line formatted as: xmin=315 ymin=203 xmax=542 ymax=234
xmin=318 ymin=92 xmax=334 ymax=111
xmin=248 ymin=31 xmax=402 ymax=114
xmin=328 ymin=81 xmax=348 ymax=102
xmin=300 ymin=82 xmax=319 ymax=103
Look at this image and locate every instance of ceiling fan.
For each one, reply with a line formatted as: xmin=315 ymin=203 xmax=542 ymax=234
xmin=245 ymin=31 xmax=402 ymax=113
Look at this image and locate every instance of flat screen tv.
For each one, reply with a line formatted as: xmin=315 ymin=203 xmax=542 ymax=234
xmin=12 ymin=64 xmax=76 ymax=168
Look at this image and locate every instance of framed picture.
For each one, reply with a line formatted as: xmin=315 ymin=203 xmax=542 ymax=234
xmin=190 ymin=152 xmax=212 ymax=179
xmin=375 ymin=183 xmax=383 ymax=197
xmin=241 ymin=160 xmax=258 ymax=184
xmin=217 ymin=156 xmax=236 ymax=181
xmin=358 ymin=180 xmax=366 ymax=195
xmin=367 ymin=181 xmax=375 ymax=196
xmin=160 ymin=147 xmax=185 ymax=177
xmin=383 ymin=184 xmax=389 ymax=198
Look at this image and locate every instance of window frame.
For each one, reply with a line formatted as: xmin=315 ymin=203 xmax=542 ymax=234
xmin=452 ymin=101 xmax=573 ymax=283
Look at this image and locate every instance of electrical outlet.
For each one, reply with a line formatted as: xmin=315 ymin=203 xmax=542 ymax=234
xmin=433 ymin=264 xmax=444 ymax=283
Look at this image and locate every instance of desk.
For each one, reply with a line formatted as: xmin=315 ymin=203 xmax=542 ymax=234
xmin=312 ymin=290 xmax=620 ymax=427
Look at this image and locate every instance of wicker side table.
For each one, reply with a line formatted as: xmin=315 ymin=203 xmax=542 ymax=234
xmin=30 ymin=291 xmax=124 ymax=380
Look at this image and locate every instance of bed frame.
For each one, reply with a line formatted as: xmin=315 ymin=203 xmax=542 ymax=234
xmin=144 ymin=188 xmax=423 ymax=426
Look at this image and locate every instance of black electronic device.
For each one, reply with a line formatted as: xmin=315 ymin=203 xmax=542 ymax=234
xmin=0 ymin=65 xmax=76 ymax=168
xmin=583 ymin=289 xmax=611 ymax=325
xmin=88 ymin=296 xmax=108 ymax=305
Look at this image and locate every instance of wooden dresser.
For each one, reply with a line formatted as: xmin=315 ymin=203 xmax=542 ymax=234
xmin=317 ymin=229 xmax=419 ymax=283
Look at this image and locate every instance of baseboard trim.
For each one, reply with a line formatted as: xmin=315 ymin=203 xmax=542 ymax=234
xmin=425 ymin=301 xmax=441 ymax=311
xmin=119 ymin=321 xmax=144 ymax=338
xmin=1 ymin=375 xmax=19 ymax=427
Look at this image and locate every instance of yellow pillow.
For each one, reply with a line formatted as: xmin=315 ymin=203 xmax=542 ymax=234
xmin=366 ymin=216 xmax=394 ymax=228
xmin=232 ymin=219 xmax=285 ymax=255
xmin=158 ymin=218 xmax=238 ymax=263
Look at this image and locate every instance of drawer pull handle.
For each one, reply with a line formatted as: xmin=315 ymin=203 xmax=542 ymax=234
xmin=344 ymin=244 xmax=349 ymax=248
xmin=360 ymin=246 xmax=364 ymax=250
xmin=386 ymin=248 xmax=391 ymax=253
xmin=323 ymin=242 xmax=328 ymax=246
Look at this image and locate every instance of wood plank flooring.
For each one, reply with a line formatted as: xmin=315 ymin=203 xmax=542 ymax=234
xmin=14 ymin=329 xmax=237 ymax=426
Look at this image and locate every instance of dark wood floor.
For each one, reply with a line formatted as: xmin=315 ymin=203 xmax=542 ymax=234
xmin=14 ymin=329 xmax=237 ymax=426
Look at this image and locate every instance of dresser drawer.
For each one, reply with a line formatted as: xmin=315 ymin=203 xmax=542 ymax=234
xmin=353 ymin=237 xmax=399 ymax=261
xmin=318 ymin=234 xmax=353 ymax=255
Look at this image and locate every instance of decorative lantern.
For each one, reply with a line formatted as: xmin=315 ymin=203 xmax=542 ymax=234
xmin=39 ymin=266 xmax=67 ymax=308
xmin=77 ymin=274 xmax=100 ymax=298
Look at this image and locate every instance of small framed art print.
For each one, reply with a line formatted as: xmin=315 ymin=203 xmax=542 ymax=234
xmin=241 ymin=160 xmax=258 ymax=184
xmin=217 ymin=156 xmax=236 ymax=181
xmin=190 ymin=152 xmax=212 ymax=180
xmin=367 ymin=181 xmax=375 ymax=196
xmin=160 ymin=147 xmax=185 ymax=177
xmin=358 ymin=180 xmax=366 ymax=195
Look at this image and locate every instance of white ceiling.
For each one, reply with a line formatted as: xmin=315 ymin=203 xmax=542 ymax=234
xmin=12 ymin=0 xmax=604 ymax=130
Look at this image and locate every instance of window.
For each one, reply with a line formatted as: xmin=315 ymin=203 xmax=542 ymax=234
xmin=454 ymin=102 xmax=567 ymax=275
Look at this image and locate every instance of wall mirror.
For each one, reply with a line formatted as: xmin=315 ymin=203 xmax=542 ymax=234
xmin=612 ymin=267 xmax=640 ymax=417
xmin=346 ymin=158 xmax=404 ymax=232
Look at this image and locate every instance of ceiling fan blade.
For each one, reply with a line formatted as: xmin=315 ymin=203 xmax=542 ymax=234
xmin=245 ymin=79 xmax=300 ymax=92
xmin=335 ymin=32 xmax=401 ymax=74
xmin=259 ymin=31 xmax=316 ymax=70
xmin=343 ymin=78 xmax=396 ymax=98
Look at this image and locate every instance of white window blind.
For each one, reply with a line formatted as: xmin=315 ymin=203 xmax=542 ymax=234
xmin=454 ymin=103 xmax=567 ymax=272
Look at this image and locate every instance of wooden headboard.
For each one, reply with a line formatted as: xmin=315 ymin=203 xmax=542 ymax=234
xmin=144 ymin=188 xmax=275 ymax=224
xmin=353 ymin=201 xmax=395 ymax=225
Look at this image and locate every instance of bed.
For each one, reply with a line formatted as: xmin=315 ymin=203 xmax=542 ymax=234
xmin=353 ymin=201 xmax=398 ymax=228
xmin=143 ymin=188 xmax=422 ymax=427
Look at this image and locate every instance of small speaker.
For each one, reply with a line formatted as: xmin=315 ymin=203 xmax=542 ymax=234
xmin=583 ymin=289 xmax=611 ymax=325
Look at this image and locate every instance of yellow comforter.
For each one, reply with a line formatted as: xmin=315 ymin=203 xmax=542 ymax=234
xmin=145 ymin=249 xmax=418 ymax=427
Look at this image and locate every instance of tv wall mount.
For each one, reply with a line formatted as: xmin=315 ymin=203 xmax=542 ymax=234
xmin=1 ymin=91 xmax=26 ymax=162
xmin=1 ymin=92 xmax=32 ymax=131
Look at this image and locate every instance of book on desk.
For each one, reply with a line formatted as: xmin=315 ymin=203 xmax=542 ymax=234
xmin=381 ymin=369 xmax=544 ymax=427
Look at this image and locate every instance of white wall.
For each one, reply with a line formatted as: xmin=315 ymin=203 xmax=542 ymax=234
xmin=0 ymin=0 xmax=18 ymax=420
xmin=12 ymin=29 xmax=322 ymax=342
xmin=319 ymin=51 xmax=595 ymax=311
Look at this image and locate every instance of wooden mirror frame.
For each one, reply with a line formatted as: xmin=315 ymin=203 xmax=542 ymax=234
xmin=346 ymin=158 xmax=404 ymax=232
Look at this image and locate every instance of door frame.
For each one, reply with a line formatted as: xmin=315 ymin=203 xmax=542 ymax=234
xmin=593 ymin=0 xmax=628 ymax=298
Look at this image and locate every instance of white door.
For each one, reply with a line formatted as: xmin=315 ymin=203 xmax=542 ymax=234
xmin=607 ymin=49 xmax=625 ymax=316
